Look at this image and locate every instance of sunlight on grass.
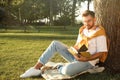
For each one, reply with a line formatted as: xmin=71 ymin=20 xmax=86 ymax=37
xmin=0 ymin=33 xmax=76 ymax=80
xmin=0 ymin=32 xmax=120 ymax=80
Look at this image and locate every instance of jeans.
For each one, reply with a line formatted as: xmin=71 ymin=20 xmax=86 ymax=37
xmin=38 ymin=40 xmax=93 ymax=76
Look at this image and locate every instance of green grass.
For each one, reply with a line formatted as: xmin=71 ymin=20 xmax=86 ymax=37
xmin=0 ymin=26 xmax=120 ymax=80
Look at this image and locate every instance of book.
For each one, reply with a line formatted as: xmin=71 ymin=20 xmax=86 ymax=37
xmin=68 ymin=45 xmax=91 ymax=58
xmin=78 ymin=45 xmax=88 ymax=53
xmin=67 ymin=46 xmax=78 ymax=55
xmin=80 ymin=52 xmax=91 ymax=58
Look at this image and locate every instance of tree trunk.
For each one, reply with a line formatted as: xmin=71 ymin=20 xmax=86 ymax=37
xmin=49 ymin=0 xmax=53 ymax=26
xmin=71 ymin=0 xmax=77 ymax=26
xmin=87 ymin=0 xmax=90 ymax=10
xmin=18 ymin=8 xmax=21 ymax=22
xmin=94 ymin=0 xmax=120 ymax=73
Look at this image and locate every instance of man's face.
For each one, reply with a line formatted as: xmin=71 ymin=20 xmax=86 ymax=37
xmin=82 ymin=15 xmax=96 ymax=29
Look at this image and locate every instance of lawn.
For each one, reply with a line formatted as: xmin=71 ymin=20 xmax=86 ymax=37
xmin=0 ymin=26 xmax=120 ymax=80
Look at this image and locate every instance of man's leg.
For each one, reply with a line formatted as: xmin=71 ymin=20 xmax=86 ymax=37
xmin=20 ymin=40 xmax=75 ymax=78
xmin=59 ymin=61 xmax=93 ymax=76
xmin=35 ymin=40 xmax=75 ymax=69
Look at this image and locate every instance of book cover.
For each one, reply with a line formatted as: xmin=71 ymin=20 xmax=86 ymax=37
xmin=68 ymin=45 xmax=91 ymax=58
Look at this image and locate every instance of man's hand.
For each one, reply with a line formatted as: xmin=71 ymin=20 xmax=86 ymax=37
xmin=73 ymin=54 xmax=80 ymax=60
xmin=78 ymin=56 xmax=88 ymax=61
xmin=73 ymin=52 xmax=107 ymax=62
xmin=73 ymin=54 xmax=88 ymax=62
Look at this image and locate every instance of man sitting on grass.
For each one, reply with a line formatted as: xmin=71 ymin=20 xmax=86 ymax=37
xmin=20 ymin=10 xmax=108 ymax=78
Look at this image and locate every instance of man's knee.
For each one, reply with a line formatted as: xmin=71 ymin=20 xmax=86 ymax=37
xmin=61 ymin=65 xmax=73 ymax=76
xmin=52 ymin=40 xmax=57 ymax=44
xmin=51 ymin=40 xmax=60 ymax=46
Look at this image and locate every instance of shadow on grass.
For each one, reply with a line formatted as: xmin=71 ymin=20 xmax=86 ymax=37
xmin=27 ymin=71 xmax=120 ymax=80
xmin=31 ymin=75 xmax=43 ymax=79
xmin=65 ymin=71 xmax=120 ymax=80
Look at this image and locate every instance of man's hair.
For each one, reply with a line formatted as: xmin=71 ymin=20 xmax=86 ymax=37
xmin=82 ymin=10 xmax=95 ymax=18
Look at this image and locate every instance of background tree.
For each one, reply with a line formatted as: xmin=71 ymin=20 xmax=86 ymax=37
xmin=71 ymin=0 xmax=77 ymax=26
xmin=0 ymin=7 xmax=6 ymax=29
xmin=49 ymin=0 xmax=53 ymax=26
xmin=53 ymin=0 xmax=73 ymax=26
xmin=0 ymin=0 xmax=92 ymax=28
xmin=87 ymin=0 xmax=91 ymax=10
xmin=94 ymin=0 xmax=120 ymax=73
xmin=0 ymin=7 xmax=5 ymax=22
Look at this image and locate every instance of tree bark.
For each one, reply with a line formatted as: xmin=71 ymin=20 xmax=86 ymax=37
xmin=18 ymin=8 xmax=21 ymax=22
xmin=94 ymin=0 xmax=120 ymax=73
xmin=87 ymin=0 xmax=90 ymax=10
xmin=49 ymin=0 xmax=53 ymax=26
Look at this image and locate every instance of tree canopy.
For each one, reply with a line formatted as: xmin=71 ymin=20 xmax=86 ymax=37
xmin=0 ymin=0 xmax=90 ymax=27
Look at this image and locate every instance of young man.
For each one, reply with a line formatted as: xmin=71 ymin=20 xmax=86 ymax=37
xmin=20 ymin=10 xmax=108 ymax=78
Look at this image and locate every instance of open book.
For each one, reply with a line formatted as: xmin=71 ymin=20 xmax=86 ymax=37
xmin=68 ymin=45 xmax=91 ymax=58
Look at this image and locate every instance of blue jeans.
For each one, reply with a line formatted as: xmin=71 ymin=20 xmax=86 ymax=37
xmin=38 ymin=40 xmax=93 ymax=76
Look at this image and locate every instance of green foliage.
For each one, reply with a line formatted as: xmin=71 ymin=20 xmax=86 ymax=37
xmin=0 ymin=0 xmax=93 ymax=27
xmin=54 ymin=16 xmax=71 ymax=26
xmin=11 ymin=0 xmax=60 ymax=21
xmin=11 ymin=0 xmax=24 ymax=6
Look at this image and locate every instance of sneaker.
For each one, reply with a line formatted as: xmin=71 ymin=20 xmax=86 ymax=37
xmin=20 ymin=67 xmax=41 ymax=78
xmin=88 ymin=66 xmax=105 ymax=74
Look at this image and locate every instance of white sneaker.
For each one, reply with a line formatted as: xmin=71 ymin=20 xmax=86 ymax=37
xmin=88 ymin=66 xmax=105 ymax=74
xmin=20 ymin=67 xmax=41 ymax=78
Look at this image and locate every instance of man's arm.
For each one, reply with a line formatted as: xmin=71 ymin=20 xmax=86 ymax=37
xmin=76 ymin=35 xmax=108 ymax=62
xmin=73 ymin=52 xmax=107 ymax=62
